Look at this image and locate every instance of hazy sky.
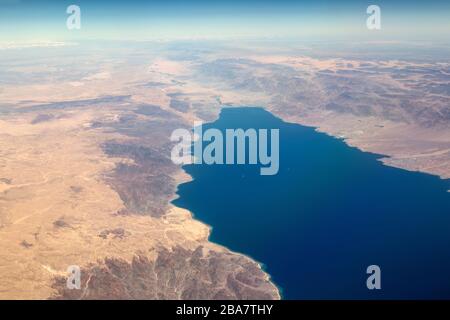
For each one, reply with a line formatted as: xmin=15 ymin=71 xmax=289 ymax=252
xmin=1 ymin=0 xmax=449 ymax=42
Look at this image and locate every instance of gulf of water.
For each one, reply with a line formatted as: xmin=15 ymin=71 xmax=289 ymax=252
xmin=172 ymin=107 xmax=450 ymax=299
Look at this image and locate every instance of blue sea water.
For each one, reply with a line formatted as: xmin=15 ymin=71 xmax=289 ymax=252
xmin=172 ymin=107 xmax=450 ymax=299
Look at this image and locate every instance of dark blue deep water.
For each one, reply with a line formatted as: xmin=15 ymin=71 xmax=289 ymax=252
xmin=172 ymin=107 xmax=450 ymax=299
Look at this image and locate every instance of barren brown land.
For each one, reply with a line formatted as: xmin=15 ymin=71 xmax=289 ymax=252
xmin=0 ymin=41 xmax=449 ymax=299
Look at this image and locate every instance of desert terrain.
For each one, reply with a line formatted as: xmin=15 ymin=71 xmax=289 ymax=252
xmin=0 ymin=40 xmax=449 ymax=298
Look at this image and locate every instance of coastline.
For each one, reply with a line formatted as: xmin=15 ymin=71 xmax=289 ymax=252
xmin=170 ymin=166 xmax=282 ymax=300
xmin=271 ymin=110 xmax=450 ymax=182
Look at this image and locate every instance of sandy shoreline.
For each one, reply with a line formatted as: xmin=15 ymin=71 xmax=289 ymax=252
xmin=170 ymin=166 xmax=282 ymax=300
